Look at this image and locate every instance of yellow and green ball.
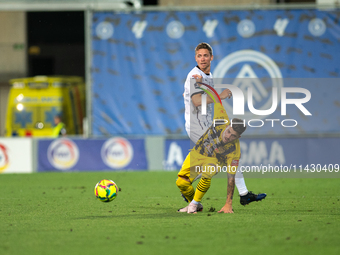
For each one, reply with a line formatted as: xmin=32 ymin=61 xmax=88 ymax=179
xmin=94 ymin=179 xmax=118 ymax=202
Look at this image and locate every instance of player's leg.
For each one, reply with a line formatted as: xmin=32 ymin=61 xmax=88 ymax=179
xmin=176 ymin=176 xmax=195 ymax=203
xmin=176 ymin=175 xmax=203 ymax=213
xmin=188 ymin=133 xmax=203 ymax=183
xmin=186 ymin=128 xmax=201 ymax=146
xmin=193 ymin=177 xmax=211 ymax=204
xmin=176 ymin=177 xmax=204 ymax=212
xmin=176 ymin=152 xmax=197 ymax=203
xmin=187 ymin=162 xmax=217 ymax=214
xmin=235 ymin=168 xmax=248 ymax=196
xmin=176 ymin=151 xmax=205 ymax=213
xmin=240 ymin=191 xmax=267 ymax=205
xmin=236 ymin=163 xmax=267 ymax=205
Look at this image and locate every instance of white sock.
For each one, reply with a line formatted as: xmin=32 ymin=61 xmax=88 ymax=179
xmin=191 ymin=199 xmax=199 ymax=205
xmin=235 ymin=167 xmax=248 ymax=196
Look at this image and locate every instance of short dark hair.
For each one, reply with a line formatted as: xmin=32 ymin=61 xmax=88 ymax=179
xmin=231 ymin=118 xmax=246 ymax=136
xmin=54 ymin=114 xmax=63 ymax=120
xmin=195 ymin=42 xmax=213 ymax=56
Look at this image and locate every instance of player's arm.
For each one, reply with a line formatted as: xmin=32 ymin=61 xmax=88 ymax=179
xmin=191 ymin=89 xmax=232 ymax=107
xmin=218 ymin=172 xmax=235 ymax=214
xmin=218 ymin=156 xmax=239 ymax=213
xmin=191 ymin=92 xmax=215 ymax=107
xmin=191 ymin=75 xmax=232 ymax=107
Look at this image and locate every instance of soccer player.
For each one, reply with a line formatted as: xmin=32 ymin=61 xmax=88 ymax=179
xmin=182 ymin=42 xmax=266 ymax=209
xmin=177 ymin=98 xmax=244 ymax=213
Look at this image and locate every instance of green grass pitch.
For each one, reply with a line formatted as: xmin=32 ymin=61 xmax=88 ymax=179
xmin=0 ymin=171 xmax=339 ymax=255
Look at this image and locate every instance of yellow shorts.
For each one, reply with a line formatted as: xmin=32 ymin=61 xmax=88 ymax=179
xmin=177 ymin=150 xmax=235 ymax=181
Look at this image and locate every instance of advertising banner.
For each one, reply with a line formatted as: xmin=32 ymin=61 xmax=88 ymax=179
xmin=0 ymin=138 xmax=33 ymax=174
xmin=163 ymin=139 xmax=191 ymax=170
xmin=38 ymin=137 xmax=148 ymax=172
xmin=91 ymin=9 xmax=340 ymax=136
xmin=163 ymin=137 xmax=340 ymax=177
xmin=239 ymin=137 xmax=340 ymax=167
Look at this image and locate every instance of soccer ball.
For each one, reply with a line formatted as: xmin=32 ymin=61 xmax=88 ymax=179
xmin=94 ymin=179 xmax=118 ymax=202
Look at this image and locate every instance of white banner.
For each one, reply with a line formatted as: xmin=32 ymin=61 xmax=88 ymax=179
xmin=0 ymin=138 xmax=33 ymax=174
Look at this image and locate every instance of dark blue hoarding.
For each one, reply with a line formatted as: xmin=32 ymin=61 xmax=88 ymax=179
xmin=38 ymin=137 xmax=147 ymax=172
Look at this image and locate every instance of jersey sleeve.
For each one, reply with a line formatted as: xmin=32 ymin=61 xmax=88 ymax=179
xmin=184 ymin=70 xmax=204 ymax=98
xmin=213 ymin=103 xmax=230 ymax=125
xmin=225 ymin=141 xmax=241 ymax=174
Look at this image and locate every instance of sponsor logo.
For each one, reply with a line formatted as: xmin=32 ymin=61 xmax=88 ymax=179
xmin=96 ymin=21 xmax=114 ymax=40
xmin=132 ymin=21 xmax=148 ymax=39
xmin=231 ymin=160 xmax=239 ymax=166
xmin=166 ymin=21 xmax=185 ymax=39
xmin=237 ymin=19 xmax=255 ymax=38
xmin=47 ymin=139 xmax=79 ymax=170
xmin=0 ymin=144 xmax=10 ymax=173
xmin=163 ymin=141 xmax=184 ymax=171
xmin=101 ymin=137 xmax=133 ymax=169
xmin=308 ymin=18 xmax=326 ymax=37
xmin=240 ymin=141 xmax=285 ymax=166
xmin=203 ymin=19 xmax=218 ymax=38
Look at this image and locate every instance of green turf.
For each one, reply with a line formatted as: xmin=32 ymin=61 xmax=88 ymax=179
xmin=0 ymin=171 xmax=339 ymax=255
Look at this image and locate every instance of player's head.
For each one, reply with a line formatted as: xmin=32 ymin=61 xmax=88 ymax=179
xmin=231 ymin=118 xmax=246 ymax=136
xmin=54 ymin=114 xmax=62 ymax=125
xmin=195 ymin=42 xmax=213 ymax=56
xmin=223 ymin=118 xmax=246 ymax=143
xmin=195 ymin=42 xmax=213 ymax=72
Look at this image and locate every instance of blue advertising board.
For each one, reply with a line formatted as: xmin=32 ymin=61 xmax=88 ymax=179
xmin=91 ymin=9 xmax=340 ymax=136
xmin=163 ymin=139 xmax=191 ymax=170
xmin=239 ymin=137 xmax=340 ymax=167
xmin=38 ymin=137 xmax=147 ymax=172
xmin=163 ymin=137 xmax=340 ymax=172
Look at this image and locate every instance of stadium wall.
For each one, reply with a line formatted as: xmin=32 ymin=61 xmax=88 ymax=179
xmin=0 ymin=11 xmax=26 ymax=136
xmin=159 ymin=0 xmax=272 ymax=6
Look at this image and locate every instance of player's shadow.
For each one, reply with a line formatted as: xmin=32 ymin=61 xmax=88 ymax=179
xmin=74 ymin=211 xmax=211 ymax=220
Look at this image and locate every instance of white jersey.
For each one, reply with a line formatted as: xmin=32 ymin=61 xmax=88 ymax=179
xmin=184 ymin=66 xmax=214 ymax=143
